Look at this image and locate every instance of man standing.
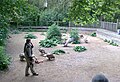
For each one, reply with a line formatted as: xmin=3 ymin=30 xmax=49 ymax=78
xmin=24 ymin=38 xmax=38 ymax=76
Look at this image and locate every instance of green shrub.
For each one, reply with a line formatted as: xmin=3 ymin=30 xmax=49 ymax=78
xmin=109 ymin=40 xmax=119 ymax=46
xmin=39 ymin=39 xmax=57 ymax=48
xmin=0 ymin=39 xmax=5 ymax=46
xmin=74 ymin=46 xmax=87 ymax=52
xmin=52 ymin=49 xmax=65 ymax=55
xmin=0 ymin=28 xmax=8 ymax=46
xmin=70 ymin=29 xmax=80 ymax=44
xmin=47 ymin=24 xmax=62 ymax=40
xmin=90 ymin=32 xmax=97 ymax=37
xmin=50 ymin=37 xmax=62 ymax=44
xmin=24 ymin=33 xmax=37 ymax=39
xmin=104 ymin=39 xmax=108 ymax=42
xmin=104 ymin=39 xmax=119 ymax=46
xmin=0 ymin=46 xmax=11 ymax=70
xmin=72 ymin=40 xmax=81 ymax=44
xmin=39 ymin=24 xmax=62 ymax=48
xmin=107 ymin=40 xmax=111 ymax=43
xmin=112 ymin=43 xmax=119 ymax=46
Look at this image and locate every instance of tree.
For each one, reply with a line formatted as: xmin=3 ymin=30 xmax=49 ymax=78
xmin=67 ymin=0 xmax=120 ymax=25
xmin=38 ymin=0 xmax=72 ymax=26
xmin=0 ymin=0 xmax=40 ymax=27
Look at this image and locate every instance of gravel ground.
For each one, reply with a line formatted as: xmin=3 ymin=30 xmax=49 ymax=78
xmin=0 ymin=32 xmax=120 ymax=82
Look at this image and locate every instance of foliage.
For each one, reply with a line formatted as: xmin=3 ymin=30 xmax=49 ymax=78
xmin=90 ymin=32 xmax=97 ymax=37
xmin=39 ymin=39 xmax=57 ymax=48
xmin=72 ymin=40 xmax=81 ymax=44
xmin=47 ymin=24 xmax=62 ymax=40
xmin=0 ymin=0 xmax=40 ymax=27
xmin=104 ymin=39 xmax=119 ymax=46
xmin=39 ymin=24 xmax=62 ymax=48
xmin=50 ymin=37 xmax=62 ymax=44
xmin=24 ymin=33 xmax=37 ymax=39
xmin=70 ymin=29 xmax=80 ymax=44
xmin=74 ymin=46 xmax=87 ymax=52
xmin=0 ymin=46 xmax=11 ymax=70
xmin=37 ymin=0 xmax=71 ymax=26
xmin=68 ymin=0 xmax=120 ymax=25
xmin=110 ymin=42 xmax=119 ymax=46
xmin=52 ymin=49 xmax=66 ymax=55
xmin=39 ymin=9 xmax=57 ymax=26
xmin=104 ymin=39 xmax=108 ymax=42
xmin=0 ymin=28 xmax=9 ymax=46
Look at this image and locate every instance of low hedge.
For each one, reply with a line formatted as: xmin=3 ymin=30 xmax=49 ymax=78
xmin=0 ymin=46 xmax=11 ymax=70
xmin=74 ymin=46 xmax=87 ymax=52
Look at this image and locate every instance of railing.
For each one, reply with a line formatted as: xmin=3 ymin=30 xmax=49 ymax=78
xmin=10 ymin=20 xmax=119 ymax=32
xmin=100 ymin=21 xmax=118 ymax=32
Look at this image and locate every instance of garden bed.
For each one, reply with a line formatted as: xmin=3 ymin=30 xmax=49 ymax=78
xmin=1 ymin=32 xmax=120 ymax=82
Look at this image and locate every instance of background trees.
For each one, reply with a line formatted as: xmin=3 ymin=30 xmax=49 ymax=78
xmin=0 ymin=0 xmax=40 ymax=70
xmin=68 ymin=0 xmax=120 ymax=25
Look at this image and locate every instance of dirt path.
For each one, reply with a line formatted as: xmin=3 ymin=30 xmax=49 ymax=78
xmin=1 ymin=32 xmax=120 ymax=82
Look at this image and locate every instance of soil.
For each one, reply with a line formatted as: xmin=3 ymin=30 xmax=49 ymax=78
xmin=0 ymin=32 xmax=120 ymax=82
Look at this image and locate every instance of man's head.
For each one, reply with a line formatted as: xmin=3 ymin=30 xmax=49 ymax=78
xmin=26 ymin=38 xmax=31 ymax=43
xmin=92 ymin=74 xmax=109 ymax=82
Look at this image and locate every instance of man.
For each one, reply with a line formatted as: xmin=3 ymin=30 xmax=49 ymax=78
xmin=24 ymin=38 xmax=38 ymax=76
xmin=92 ymin=74 xmax=109 ymax=82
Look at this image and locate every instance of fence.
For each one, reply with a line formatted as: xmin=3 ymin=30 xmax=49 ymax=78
xmin=100 ymin=21 xmax=118 ymax=32
xmin=11 ymin=20 xmax=119 ymax=32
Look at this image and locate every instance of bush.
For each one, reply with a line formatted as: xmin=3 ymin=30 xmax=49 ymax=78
xmin=39 ymin=24 xmax=62 ymax=48
xmin=74 ymin=46 xmax=87 ymax=52
xmin=90 ymin=32 xmax=96 ymax=37
xmin=47 ymin=24 xmax=62 ymax=40
xmin=0 ymin=39 xmax=5 ymax=46
xmin=24 ymin=33 xmax=37 ymax=39
xmin=72 ymin=40 xmax=81 ymax=44
xmin=0 ymin=28 xmax=9 ymax=46
xmin=50 ymin=37 xmax=62 ymax=44
xmin=104 ymin=39 xmax=119 ymax=46
xmin=39 ymin=39 xmax=57 ymax=48
xmin=0 ymin=46 xmax=11 ymax=70
xmin=104 ymin=39 xmax=108 ymax=42
xmin=52 ymin=49 xmax=65 ymax=55
xmin=70 ymin=29 xmax=80 ymax=44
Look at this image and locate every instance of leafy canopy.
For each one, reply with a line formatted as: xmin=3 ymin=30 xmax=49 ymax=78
xmin=68 ymin=0 xmax=120 ymax=25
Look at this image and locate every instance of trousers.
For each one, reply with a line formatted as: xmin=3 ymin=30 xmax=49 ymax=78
xmin=25 ymin=57 xmax=36 ymax=75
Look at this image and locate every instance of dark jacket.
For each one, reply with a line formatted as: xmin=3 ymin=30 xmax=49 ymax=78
xmin=24 ymin=42 xmax=34 ymax=58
